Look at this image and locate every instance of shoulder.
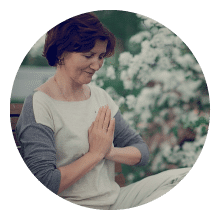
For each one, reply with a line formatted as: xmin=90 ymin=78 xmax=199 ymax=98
xmin=35 ymin=77 xmax=59 ymax=100
xmin=33 ymin=90 xmax=53 ymax=104
xmin=18 ymin=93 xmax=36 ymax=126
xmin=18 ymin=91 xmax=55 ymax=130
xmin=90 ymin=84 xmax=105 ymax=93
xmin=90 ymin=84 xmax=112 ymax=100
xmin=32 ymin=91 xmax=55 ymax=130
xmin=33 ymin=77 xmax=58 ymax=107
xmin=33 ymin=90 xmax=55 ymax=115
xmin=16 ymin=88 xmax=55 ymax=133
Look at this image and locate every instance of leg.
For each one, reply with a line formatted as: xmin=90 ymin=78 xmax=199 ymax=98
xmin=110 ymin=167 xmax=191 ymax=210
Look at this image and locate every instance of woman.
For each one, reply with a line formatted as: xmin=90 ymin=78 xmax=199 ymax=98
xmin=16 ymin=12 xmax=190 ymax=210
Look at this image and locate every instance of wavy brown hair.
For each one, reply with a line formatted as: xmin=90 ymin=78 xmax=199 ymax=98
xmin=43 ymin=12 xmax=116 ymax=67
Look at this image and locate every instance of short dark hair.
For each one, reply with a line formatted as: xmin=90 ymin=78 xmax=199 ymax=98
xmin=42 ymin=12 xmax=116 ymax=67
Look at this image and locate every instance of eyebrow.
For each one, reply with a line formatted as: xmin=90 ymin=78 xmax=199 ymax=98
xmin=86 ymin=51 xmax=106 ymax=55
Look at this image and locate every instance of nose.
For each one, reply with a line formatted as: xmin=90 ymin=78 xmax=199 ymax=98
xmin=90 ymin=59 xmax=103 ymax=71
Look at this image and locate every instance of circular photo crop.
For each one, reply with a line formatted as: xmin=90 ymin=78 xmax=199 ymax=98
xmin=10 ymin=10 xmax=210 ymax=210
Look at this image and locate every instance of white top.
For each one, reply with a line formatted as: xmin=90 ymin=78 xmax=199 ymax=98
xmin=32 ymin=85 xmax=120 ymax=206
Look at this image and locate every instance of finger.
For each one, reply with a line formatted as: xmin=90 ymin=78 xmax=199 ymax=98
xmin=107 ymin=118 xmax=115 ymax=136
xmin=88 ymin=121 xmax=94 ymax=133
xmin=98 ymin=105 xmax=108 ymax=130
xmin=103 ymin=108 xmax=111 ymax=131
xmin=94 ymin=106 xmax=103 ymax=128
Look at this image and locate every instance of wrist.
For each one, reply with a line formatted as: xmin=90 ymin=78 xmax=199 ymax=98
xmin=105 ymin=147 xmax=116 ymax=160
xmin=86 ymin=151 xmax=105 ymax=161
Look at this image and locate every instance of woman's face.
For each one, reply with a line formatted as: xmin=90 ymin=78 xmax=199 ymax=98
xmin=61 ymin=39 xmax=108 ymax=85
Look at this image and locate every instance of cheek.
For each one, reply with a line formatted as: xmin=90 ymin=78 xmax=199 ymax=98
xmin=76 ymin=60 xmax=88 ymax=70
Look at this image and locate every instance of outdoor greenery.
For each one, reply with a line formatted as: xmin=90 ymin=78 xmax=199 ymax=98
xmin=90 ymin=13 xmax=210 ymax=185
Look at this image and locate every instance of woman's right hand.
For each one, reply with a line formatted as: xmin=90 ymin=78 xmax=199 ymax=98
xmin=88 ymin=105 xmax=115 ymax=158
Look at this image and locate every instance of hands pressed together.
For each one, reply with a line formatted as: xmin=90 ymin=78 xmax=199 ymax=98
xmin=57 ymin=104 xmax=142 ymax=193
xmin=88 ymin=105 xmax=115 ymax=159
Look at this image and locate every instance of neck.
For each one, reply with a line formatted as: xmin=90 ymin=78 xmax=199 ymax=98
xmin=54 ymin=69 xmax=87 ymax=101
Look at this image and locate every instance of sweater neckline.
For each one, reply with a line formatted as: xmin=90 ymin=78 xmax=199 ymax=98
xmin=34 ymin=84 xmax=93 ymax=104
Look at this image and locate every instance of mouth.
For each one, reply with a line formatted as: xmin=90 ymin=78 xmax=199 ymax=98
xmin=85 ymin=71 xmax=95 ymax=75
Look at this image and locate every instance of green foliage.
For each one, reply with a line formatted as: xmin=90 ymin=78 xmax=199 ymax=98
xmin=91 ymin=14 xmax=210 ymax=184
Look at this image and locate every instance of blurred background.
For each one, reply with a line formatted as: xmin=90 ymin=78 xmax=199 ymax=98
xmin=11 ymin=10 xmax=210 ymax=186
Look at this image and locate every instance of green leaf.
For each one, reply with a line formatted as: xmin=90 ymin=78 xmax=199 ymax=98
xmin=172 ymin=126 xmax=178 ymax=138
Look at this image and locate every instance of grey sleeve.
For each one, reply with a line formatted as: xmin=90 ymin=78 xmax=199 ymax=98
xmin=16 ymin=94 xmax=61 ymax=194
xmin=113 ymin=110 xmax=150 ymax=167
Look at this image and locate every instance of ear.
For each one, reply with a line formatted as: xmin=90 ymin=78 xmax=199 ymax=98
xmin=58 ymin=51 xmax=69 ymax=65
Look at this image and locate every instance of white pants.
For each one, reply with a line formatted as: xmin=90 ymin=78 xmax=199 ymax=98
xmin=83 ymin=168 xmax=191 ymax=210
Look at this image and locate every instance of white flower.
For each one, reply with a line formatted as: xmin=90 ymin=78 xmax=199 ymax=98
xmin=157 ymin=57 xmax=173 ymax=70
xmin=157 ymin=92 xmax=179 ymax=107
xmin=123 ymin=79 xmax=133 ymax=90
xmin=122 ymin=111 xmax=135 ymax=127
xmin=141 ymin=40 xmax=151 ymax=52
xmin=177 ymin=79 xmax=202 ymax=102
xmin=195 ymin=135 xmax=207 ymax=147
xmin=192 ymin=63 xmax=202 ymax=72
xmin=126 ymin=95 xmax=137 ymax=109
xmin=144 ymin=18 xmax=157 ymax=29
xmin=134 ymin=86 xmax=162 ymax=122
xmin=106 ymin=66 xmax=116 ymax=80
xmin=150 ymin=152 xmax=165 ymax=173
xmin=150 ymin=33 xmax=165 ymax=48
xmin=158 ymin=27 xmax=173 ymax=36
xmin=126 ymin=56 xmax=141 ymax=78
xmin=175 ymin=54 xmax=196 ymax=69
xmin=172 ymin=47 xmax=181 ymax=58
xmin=173 ymin=145 xmax=179 ymax=152
xmin=174 ymin=36 xmax=184 ymax=48
xmin=182 ymin=142 xmax=193 ymax=152
xmin=130 ymin=31 xmax=152 ymax=43
xmin=201 ymin=96 xmax=209 ymax=105
xmin=141 ymin=47 xmax=158 ymax=64
xmin=127 ymin=173 xmax=135 ymax=182
xmin=151 ymin=26 xmax=159 ymax=35
xmin=120 ymin=70 xmax=127 ymax=81
xmin=95 ymin=79 xmax=104 ymax=88
xmin=137 ymin=65 xmax=151 ymax=85
xmin=136 ymin=13 xmax=148 ymax=20
xmin=117 ymin=97 xmax=125 ymax=107
xmin=119 ymin=52 xmax=133 ymax=67
xmin=161 ymin=142 xmax=172 ymax=157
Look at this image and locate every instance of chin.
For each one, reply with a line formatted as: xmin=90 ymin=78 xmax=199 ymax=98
xmin=83 ymin=78 xmax=92 ymax=85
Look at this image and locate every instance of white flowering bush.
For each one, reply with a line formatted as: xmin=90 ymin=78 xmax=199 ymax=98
xmin=92 ymin=15 xmax=210 ymax=185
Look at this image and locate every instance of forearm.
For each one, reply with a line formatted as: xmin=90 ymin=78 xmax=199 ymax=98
xmin=57 ymin=152 xmax=104 ymax=194
xmin=105 ymin=146 xmax=141 ymax=166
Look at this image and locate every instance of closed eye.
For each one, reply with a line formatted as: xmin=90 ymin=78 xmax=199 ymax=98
xmin=83 ymin=53 xmax=106 ymax=60
xmin=84 ymin=55 xmax=93 ymax=59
